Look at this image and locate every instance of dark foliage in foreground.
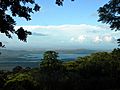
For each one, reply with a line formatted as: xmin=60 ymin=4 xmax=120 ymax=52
xmin=0 ymin=0 xmax=40 ymax=44
xmin=98 ymin=0 xmax=120 ymax=45
xmin=0 ymin=49 xmax=120 ymax=90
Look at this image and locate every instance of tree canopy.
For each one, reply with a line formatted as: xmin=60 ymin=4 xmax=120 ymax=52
xmin=0 ymin=0 xmax=40 ymax=47
xmin=98 ymin=0 xmax=120 ymax=31
xmin=1 ymin=49 xmax=120 ymax=90
xmin=40 ymin=51 xmax=63 ymax=72
xmin=98 ymin=0 xmax=120 ymax=44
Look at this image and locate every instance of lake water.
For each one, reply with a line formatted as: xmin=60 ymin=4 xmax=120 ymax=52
xmin=19 ymin=53 xmax=89 ymax=60
xmin=0 ymin=53 xmax=90 ymax=70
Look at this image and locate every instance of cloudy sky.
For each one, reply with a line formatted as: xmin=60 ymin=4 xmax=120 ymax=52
xmin=0 ymin=0 xmax=120 ymax=50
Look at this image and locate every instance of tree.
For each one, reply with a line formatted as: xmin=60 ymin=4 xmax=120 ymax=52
xmin=0 ymin=70 xmax=6 ymax=89
xmin=111 ymin=48 xmax=120 ymax=60
xmin=12 ymin=66 xmax=23 ymax=73
xmin=40 ymin=51 xmax=64 ymax=90
xmin=0 ymin=42 xmax=5 ymax=48
xmin=5 ymin=73 xmax=38 ymax=90
xmin=98 ymin=0 xmax=120 ymax=44
xmin=0 ymin=0 xmax=40 ymax=47
xmin=40 ymin=51 xmax=62 ymax=73
xmin=55 ymin=0 xmax=74 ymax=6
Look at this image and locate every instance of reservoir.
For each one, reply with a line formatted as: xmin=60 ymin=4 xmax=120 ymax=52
xmin=0 ymin=53 xmax=90 ymax=70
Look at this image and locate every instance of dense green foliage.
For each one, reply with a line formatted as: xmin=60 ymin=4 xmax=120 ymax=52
xmin=98 ymin=0 xmax=120 ymax=31
xmin=0 ymin=0 xmax=40 ymax=44
xmin=0 ymin=49 xmax=120 ymax=90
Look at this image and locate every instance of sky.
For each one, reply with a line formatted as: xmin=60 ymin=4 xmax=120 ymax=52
xmin=0 ymin=0 xmax=120 ymax=50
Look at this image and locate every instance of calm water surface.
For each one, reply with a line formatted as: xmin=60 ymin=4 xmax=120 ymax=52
xmin=0 ymin=53 xmax=90 ymax=70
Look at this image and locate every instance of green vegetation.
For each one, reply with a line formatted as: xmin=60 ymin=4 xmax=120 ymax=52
xmin=0 ymin=0 xmax=120 ymax=89
xmin=0 ymin=49 xmax=120 ymax=90
xmin=0 ymin=0 xmax=40 ymax=45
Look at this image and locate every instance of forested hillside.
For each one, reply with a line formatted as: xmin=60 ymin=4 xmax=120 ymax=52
xmin=0 ymin=49 xmax=120 ymax=90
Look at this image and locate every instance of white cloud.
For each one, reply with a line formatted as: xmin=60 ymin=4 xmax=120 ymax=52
xmin=70 ymin=37 xmax=75 ymax=41
xmin=15 ymin=24 xmax=118 ymax=45
xmin=78 ymin=35 xmax=86 ymax=42
xmin=15 ymin=24 xmax=114 ymax=38
xmin=103 ymin=35 xmax=112 ymax=42
xmin=103 ymin=35 xmax=117 ymax=43
xmin=93 ymin=35 xmax=117 ymax=44
xmin=15 ymin=24 xmax=110 ymax=31
xmin=93 ymin=36 xmax=102 ymax=43
xmin=70 ymin=35 xmax=86 ymax=43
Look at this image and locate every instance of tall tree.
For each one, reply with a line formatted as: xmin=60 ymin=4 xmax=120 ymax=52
xmin=40 ymin=51 xmax=63 ymax=90
xmin=40 ymin=51 xmax=62 ymax=72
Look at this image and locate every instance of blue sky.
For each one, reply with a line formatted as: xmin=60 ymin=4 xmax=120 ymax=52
xmin=0 ymin=0 xmax=120 ymax=50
